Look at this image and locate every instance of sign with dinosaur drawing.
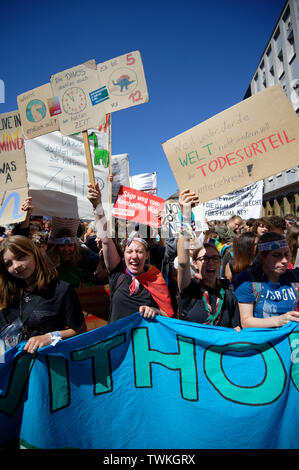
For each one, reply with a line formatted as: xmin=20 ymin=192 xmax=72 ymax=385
xmin=97 ymin=51 xmax=149 ymax=113
xmin=17 ymin=83 xmax=59 ymax=139
xmin=50 ymin=60 xmax=107 ymax=136
xmin=162 ymin=85 xmax=299 ymax=203
xmin=0 ymin=110 xmax=28 ymax=225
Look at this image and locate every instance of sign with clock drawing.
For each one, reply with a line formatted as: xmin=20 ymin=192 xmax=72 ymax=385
xmin=97 ymin=51 xmax=149 ymax=113
xmin=50 ymin=60 xmax=107 ymax=135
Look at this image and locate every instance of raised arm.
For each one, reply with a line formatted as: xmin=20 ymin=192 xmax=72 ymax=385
xmin=177 ymin=189 xmax=199 ymax=293
xmin=87 ymin=182 xmax=121 ymax=272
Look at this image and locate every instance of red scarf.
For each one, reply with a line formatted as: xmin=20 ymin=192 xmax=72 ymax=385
xmin=127 ymin=265 xmax=174 ymax=317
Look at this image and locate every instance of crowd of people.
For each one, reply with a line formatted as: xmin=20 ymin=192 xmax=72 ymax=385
xmin=0 ymin=187 xmax=299 ymax=353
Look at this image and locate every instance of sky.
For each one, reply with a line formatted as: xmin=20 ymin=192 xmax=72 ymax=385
xmin=0 ymin=0 xmax=287 ymax=200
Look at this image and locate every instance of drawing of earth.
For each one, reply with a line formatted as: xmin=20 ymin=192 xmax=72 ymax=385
xmin=26 ymin=99 xmax=47 ymax=122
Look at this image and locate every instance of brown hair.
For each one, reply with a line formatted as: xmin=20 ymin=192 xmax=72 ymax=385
xmin=47 ymin=228 xmax=83 ymax=267
xmin=286 ymin=225 xmax=299 ymax=264
xmin=0 ymin=235 xmax=57 ymax=309
xmin=232 ymin=232 xmax=257 ymax=273
xmin=192 ymin=242 xmax=219 ymax=262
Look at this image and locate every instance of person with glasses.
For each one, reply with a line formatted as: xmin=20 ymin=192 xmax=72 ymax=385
xmin=234 ymin=232 xmax=299 ymax=328
xmin=176 ymin=189 xmax=240 ymax=330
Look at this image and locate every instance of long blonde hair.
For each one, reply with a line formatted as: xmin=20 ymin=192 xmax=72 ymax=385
xmin=0 ymin=235 xmax=57 ymax=309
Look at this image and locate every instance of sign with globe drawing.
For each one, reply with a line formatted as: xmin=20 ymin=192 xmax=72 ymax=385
xmin=17 ymin=83 xmax=59 ymax=139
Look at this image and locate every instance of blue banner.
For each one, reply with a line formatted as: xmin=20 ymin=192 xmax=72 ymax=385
xmin=0 ymin=314 xmax=299 ymax=449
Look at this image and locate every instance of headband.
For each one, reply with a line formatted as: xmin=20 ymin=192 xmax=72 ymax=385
xmin=49 ymin=237 xmax=78 ymax=245
xmin=126 ymin=236 xmax=148 ymax=249
xmin=258 ymin=239 xmax=288 ymax=251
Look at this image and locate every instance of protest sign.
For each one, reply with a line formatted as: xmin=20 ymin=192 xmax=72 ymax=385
xmin=97 ymin=50 xmax=149 ymax=113
xmin=110 ymin=153 xmax=130 ymax=203
xmin=162 ymin=85 xmax=299 ymax=203
xmin=112 ymin=185 xmax=165 ymax=228
xmin=0 ymin=315 xmax=298 ymax=449
xmin=24 ymin=128 xmax=121 ymax=219
xmin=162 ymin=200 xmax=208 ymax=237
xmin=204 ymin=181 xmax=263 ymax=221
xmin=17 ymin=83 xmax=59 ymax=139
xmin=0 ymin=110 xmax=28 ymax=225
xmin=130 ymin=172 xmax=157 ymax=195
xmin=50 ymin=60 xmax=106 ymax=136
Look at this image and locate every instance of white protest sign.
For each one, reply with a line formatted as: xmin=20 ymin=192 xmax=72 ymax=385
xmin=97 ymin=51 xmax=149 ymax=113
xmin=0 ymin=110 xmax=28 ymax=225
xmin=162 ymin=85 xmax=299 ymax=203
xmin=162 ymin=201 xmax=208 ymax=237
xmin=24 ymin=128 xmax=110 ymax=219
xmin=50 ymin=60 xmax=107 ymax=136
xmin=111 ymin=153 xmax=130 ymax=203
xmin=17 ymin=83 xmax=59 ymax=139
xmin=130 ymin=172 xmax=157 ymax=195
xmin=204 ymin=181 xmax=263 ymax=221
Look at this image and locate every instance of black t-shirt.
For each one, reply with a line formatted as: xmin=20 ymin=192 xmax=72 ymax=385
xmin=109 ymin=262 xmax=158 ymax=323
xmin=0 ymin=279 xmax=84 ymax=339
xmin=179 ymin=278 xmax=240 ymax=328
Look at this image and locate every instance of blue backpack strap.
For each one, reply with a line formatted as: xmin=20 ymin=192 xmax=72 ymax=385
xmin=247 ymin=269 xmax=262 ymax=305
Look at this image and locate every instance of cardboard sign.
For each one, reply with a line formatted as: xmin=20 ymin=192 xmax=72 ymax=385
xmin=97 ymin=51 xmax=149 ymax=113
xmin=204 ymin=181 xmax=263 ymax=221
xmin=50 ymin=60 xmax=106 ymax=136
xmin=0 ymin=110 xmax=28 ymax=224
xmin=17 ymin=83 xmax=59 ymax=139
xmin=112 ymin=185 xmax=165 ymax=228
xmin=162 ymin=85 xmax=299 ymax=203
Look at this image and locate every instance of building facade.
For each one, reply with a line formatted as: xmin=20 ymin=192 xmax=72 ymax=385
xmin=244 ymin=0 xmax=299 ymax=217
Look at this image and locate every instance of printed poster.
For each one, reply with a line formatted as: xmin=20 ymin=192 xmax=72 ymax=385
xmin=162 ymin=85 xmax=299 ymax=203
xmin=112 ymin=185 xmax=165 ymax=228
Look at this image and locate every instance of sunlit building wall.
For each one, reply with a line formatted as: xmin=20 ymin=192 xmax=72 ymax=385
xmin=244 ymin=0 xmax=299 ymax=217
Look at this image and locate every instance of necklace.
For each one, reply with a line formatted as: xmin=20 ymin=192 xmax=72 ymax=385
xmin=200 ymin=281 xmax=225 ymax=325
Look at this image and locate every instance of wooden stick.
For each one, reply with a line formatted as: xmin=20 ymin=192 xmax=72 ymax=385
xmin=107 ymin=114 xmax=112 ymax=229
xmin=82 ymin=130 xmax=95 ymax=186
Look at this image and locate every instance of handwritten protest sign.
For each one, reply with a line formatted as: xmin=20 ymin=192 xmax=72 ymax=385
xmin=112 ymin=185 xmax=165 ymax=228
xmin=204 ymin=181 xmax=263 ymax=220
xmin=50 ymin=60 xmax=106 ymax=136
xmin=24 ymin=128 xmax=112 ymax=219
xmin=97 ymin=51 xmax=149 ymax=113
xmin=162 ymin=85 xmax=299 ymax=203
xmin=17 ymin=83 xmax=59 ymax=139
xmin=0 ymin=110 xmax=28 ymax=224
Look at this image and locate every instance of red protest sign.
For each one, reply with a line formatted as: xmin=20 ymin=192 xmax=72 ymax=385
xmin=112 ymin=186 xmax=165 ymax=228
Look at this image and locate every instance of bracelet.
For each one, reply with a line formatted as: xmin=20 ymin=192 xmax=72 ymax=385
xmin=48 ymin=331 xmax=62 ymax=346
